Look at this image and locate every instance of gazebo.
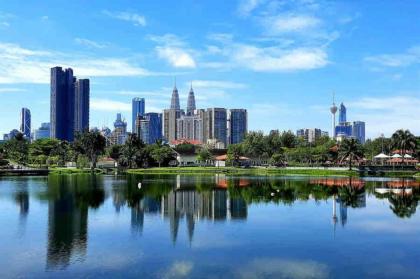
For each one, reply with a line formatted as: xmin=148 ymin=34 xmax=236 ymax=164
xmin=374 ymin=153 xmax=390 ymax=165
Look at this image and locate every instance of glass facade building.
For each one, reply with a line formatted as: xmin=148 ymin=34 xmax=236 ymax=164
xmin=352 ymin=121 xmax=366 ymax=144
xmin=132 ymin=98 xmax=145 ymax=133
xmin=137 ymin=113 xmax=162 ymax=144
xmin=34 ymin=123 xmax=51 ymax=140
xmin=228 ymin=109 xmax=247 ymax=144
xmin=50 ymin=67 xmax=89 ymax=142
xmin=338 ymin=103 xmax=347 ymax=124
xmin=20 ymin=107 xmax=31 ymax=139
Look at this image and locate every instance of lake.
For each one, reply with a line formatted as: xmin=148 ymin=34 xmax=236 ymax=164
xmin=1 ymin=174 xmax=420 ymax=278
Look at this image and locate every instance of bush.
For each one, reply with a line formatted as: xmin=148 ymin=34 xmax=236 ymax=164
xmin=77 ymin=155 xmax=90 ymax=169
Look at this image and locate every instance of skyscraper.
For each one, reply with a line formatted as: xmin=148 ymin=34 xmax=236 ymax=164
xmin=20 ymin=107 xmax=31 ymax=139
xmin=204 ymin=108 xmax=227 ymax=147
xmin=34 ymin=123 xmax=51 ymax=140
xmin=50 ymin=66 xmax=89 ymax=142
xmin=132 ymin=98 xmax=145 ymax=133
xmin=74 ymin=79 xmax=90 ymax=133
xmin=228 ymin=109 xmax=247 ymax=144
xmin=170 ymin=83 xmax=180 ymax=110
xmin=163 ymin=83 xmax=182 ymax=143
xmin=186 ymin=84 xmax=196 ymax=116
xmin=338 ymin=103 xmax=346 ymax=124
xmin=50 ymin=67 xmax=75 ymax=141
xmin=136 ymin=112 xmax=162 ymax=144
xmin=176 ymin=114 xmax=203 ymax=142
xmin=110 ymin=113 xmax=128 ymax=145
xmin=352 ymin=121 xmax=366 ymax=144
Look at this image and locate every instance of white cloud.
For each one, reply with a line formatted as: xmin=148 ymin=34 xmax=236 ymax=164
xmin=237 ymin=0 xmax=265 ymax=17
xmin=102 ymin=10 xmax=146 ymax=27
xmin=231 ymin=45 xmax=328 ymax=72
xmin=0 ymin=42 xmax=151 ymax=84
xmin=265 ymin=14 xmax=321 ymax=33
xmin=0 ymin=88 xmax=26 ymax=93
xmin=91 ymin=98 xmax=131 ymax=112
xmin=75 ymin=38 xmax=109 ymax=49
xmin=364 ymin=46 xmax=420 ymax=68
xmin=156 ymin=47 xmax=196 ymax=68
xmin=190 ymin=80 xmax=247 ymax=89
xmin=150 ymin=34 xmax=197 ymax=68
xmin=346 ymin=95 xmax=420 ymax=137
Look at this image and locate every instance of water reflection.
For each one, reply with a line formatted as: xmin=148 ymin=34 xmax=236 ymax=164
xmin=4 ymin=174 xmax=420 ymax=273
xmin=45 ymin=175 xmax=105 ymax=269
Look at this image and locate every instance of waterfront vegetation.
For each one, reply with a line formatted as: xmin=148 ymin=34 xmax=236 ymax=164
xmin=0 ymin=129 xmax=418 ymax=177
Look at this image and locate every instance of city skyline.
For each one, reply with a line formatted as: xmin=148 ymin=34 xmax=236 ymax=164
xmin=0 ymin=1 xmax=420 ymax=138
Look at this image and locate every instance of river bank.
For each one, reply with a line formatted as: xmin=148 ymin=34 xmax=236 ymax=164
xmin=127 ymin=167 xmax=419 ymax=178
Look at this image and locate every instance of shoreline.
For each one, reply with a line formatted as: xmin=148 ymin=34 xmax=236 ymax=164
xmin=1 ymin=167 xmax=418 ymax=178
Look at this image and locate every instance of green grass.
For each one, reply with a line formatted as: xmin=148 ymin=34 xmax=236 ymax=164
xmin=49 ymin=168 xmax=104 ymax=174
xmin=126 ymin=167 xmax=358 ymax=177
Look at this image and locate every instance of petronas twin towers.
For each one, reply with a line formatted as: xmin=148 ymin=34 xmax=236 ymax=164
xmin=163 ymin=81 xmax=247 ymax=147
xmin=170 ymin=82 xmax=196 ymax=115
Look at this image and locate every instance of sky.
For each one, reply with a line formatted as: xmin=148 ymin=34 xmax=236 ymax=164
xmin=0 ymin=0 xmax=419 ymax=139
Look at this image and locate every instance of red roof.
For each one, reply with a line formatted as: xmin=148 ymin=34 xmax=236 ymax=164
xmin=215 ymin=154 xmax=250 ymax=161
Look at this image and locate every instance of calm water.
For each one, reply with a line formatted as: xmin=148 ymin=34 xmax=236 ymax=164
xmin=1 ymin=174 xmax=420 ymax=278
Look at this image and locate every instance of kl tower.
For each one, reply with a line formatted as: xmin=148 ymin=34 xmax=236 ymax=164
xmin=330 ymin=92 xmax=338 ymax=140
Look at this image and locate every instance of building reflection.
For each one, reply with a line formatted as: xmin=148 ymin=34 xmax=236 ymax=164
xmin=46 ymin=175 xmax=104 ymax=269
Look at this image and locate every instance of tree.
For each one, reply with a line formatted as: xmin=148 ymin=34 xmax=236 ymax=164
xmin=270 ymin=152 xmax=285 ymax=167
xmin=4 ymin=133 xmax=29 ymax=165
xmin=391 ymin=129 xmax=417 ymax=163
xmin=108 ymin=144 xmax=123 ymax=162
xmin=264 ymin=130 xmax=283 ymax=157
xmin=51 ymin=140 xmax=70 ymax=167
xmin=151 ymin=146 xmax=174 ymax=167
xmin=197 ymin=148 xmax=212 ymax=165
xmin=242 ymin=131 xmax=266 ymax=160
xmin=339 ymin=138 xmax=364 ymax=170
xmin=280 ymin=131 xmax=297 ymax=149
xmin=120 ymin=133 xmax=145 ymax=168
xmin=74 ymin=131 xmax=106 ymax=170
xmin=227 ymin=144 xmax=243 ymax=166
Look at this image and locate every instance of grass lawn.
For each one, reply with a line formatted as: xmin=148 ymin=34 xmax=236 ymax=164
xmin=126 ymin=167 xmax=359 ymax=177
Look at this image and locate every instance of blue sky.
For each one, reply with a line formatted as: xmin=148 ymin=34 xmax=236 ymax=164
xmin=0 ymin=0 xmax=419 ymax=138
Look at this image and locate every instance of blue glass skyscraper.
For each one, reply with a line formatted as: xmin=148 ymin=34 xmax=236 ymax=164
xmin=132 ymin=98 xmax=145 ymax=133
xmin=20 ymin=107 xmax=31 ymax=139
xmin=352 ymin=121 xmax=366 ymax=143
xmin=137 ymin=113 xmax=162 ymax=144
xmin=74 ymin=79 xmax=90 ymax=133
xmin=228 ymin=109 xmax=247 ymax=144
xmin=50 ymin=67 xmax=75 ymax=142
xmin=338 ymin=103 xmax=346 ymax=124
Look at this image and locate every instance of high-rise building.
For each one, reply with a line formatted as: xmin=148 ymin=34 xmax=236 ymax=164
xmin=110 ymin=113 xmax=128 ymax=145
xmin=74 ymin=79 xmax=90 ymax=133
xmin=296 ymin=128 xmax=322 ymax=143
xmin=228 ymin=109 xmax=247 ymax=145
xmin=163 ymin=84 xmax=182 ymax=143
xmin=132 ymin=98 xmax=145 ymax=133
xmin=50 ymin=66 xmax=89 ymax=142
xmin=338 ymin=103 xmax=346 ymax=124
xmin=136 ymin=112 xmax=162 ymax=144
xmin=34 ymin=123 xmax=51 ymax=140
xmin=352 ymin=121 xmax=365 ymax=144
xmin=50 ymin=67 xmax=75 ymax=141
xmin=170 ymin=84 xmax=180 ymax=110
xmin=186 ymin=85 xmax=196 ymax=116
xmin=20 ymin=107 xmax=31 ymax=139
xmin=204 ymin=108 xmax=227 ymax=147
xmin=176 ymin=114 xmax=203 ymax=143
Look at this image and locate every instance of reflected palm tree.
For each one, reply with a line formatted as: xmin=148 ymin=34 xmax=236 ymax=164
xmin=388 ymin=193 xmax=418 ymax=218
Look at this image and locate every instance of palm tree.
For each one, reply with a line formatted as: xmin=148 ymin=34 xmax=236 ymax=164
xmin=339 ymin=138 xmax=364 ymax=170
xmin=391 ymin=129 xmax=417 ymax=163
